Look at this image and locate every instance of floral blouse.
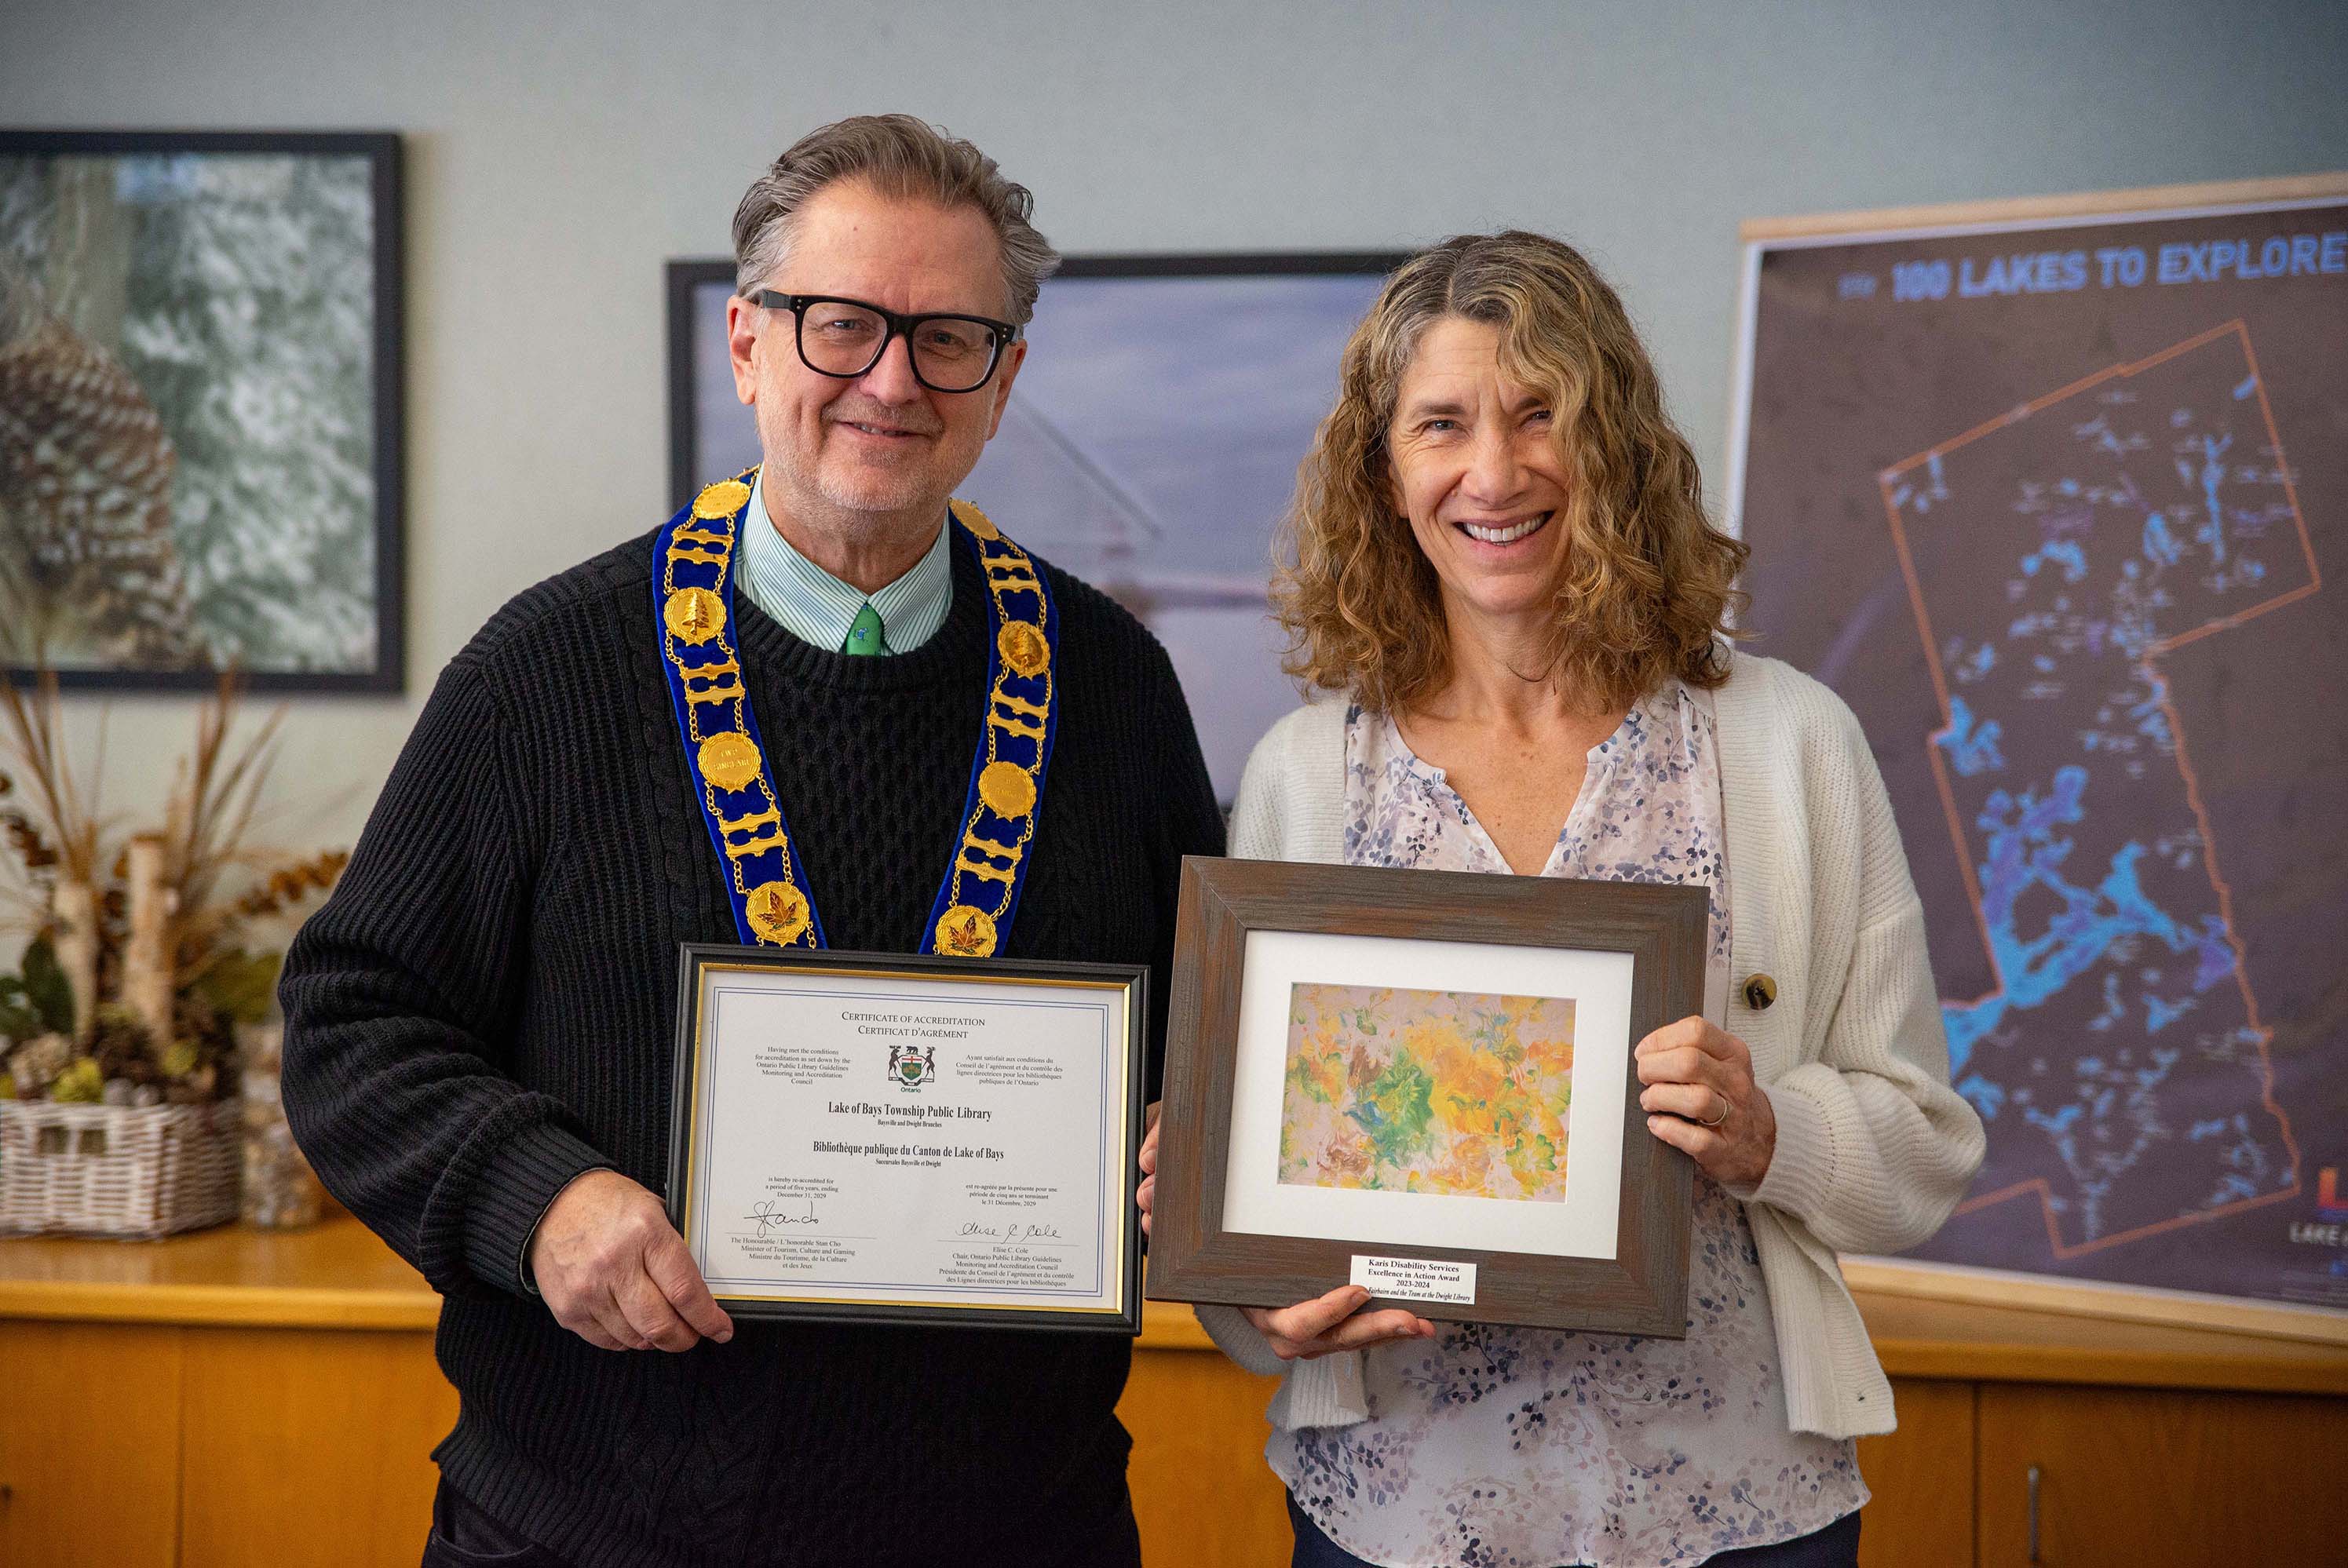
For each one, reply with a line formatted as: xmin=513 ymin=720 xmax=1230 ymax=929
xmin=1268 ymin=683 xmax=1867 ymax=1568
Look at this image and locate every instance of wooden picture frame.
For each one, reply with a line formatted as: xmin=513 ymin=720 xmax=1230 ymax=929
xmin=1146 ymin=857 xmax=1707 ymax=1336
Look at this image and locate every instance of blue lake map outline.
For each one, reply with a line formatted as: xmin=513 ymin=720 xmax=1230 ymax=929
xmin=1879 ymin=321 xmax=2316 ymax=1257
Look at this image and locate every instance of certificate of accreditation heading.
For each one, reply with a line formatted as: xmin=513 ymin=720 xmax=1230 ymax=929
xmin=671 ymin=952 xmax=1141 ymax=1328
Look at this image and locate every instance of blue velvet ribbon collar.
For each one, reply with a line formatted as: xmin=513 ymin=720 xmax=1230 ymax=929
xmin=652 ymin=471 xmax=1060 ymax=957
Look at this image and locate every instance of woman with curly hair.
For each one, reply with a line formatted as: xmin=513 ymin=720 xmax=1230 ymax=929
xmin=1141 ymin=232 xmax=1983 ymax=1567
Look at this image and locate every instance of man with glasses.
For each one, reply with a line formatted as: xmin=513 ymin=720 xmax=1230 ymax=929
xmin=281 ymin=115 xmax=1223 ymax=1568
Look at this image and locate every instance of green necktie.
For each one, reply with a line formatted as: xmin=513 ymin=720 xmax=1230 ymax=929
xmin=842 ymin=601 xmax=888 ymax=656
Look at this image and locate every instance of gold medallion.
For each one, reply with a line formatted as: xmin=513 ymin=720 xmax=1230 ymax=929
xmin=745 ymin=881 xmax=812 ymax=946
xmin=698 ymin=731 xmax=764 ymax=793
xmin=997 ymin=619 xmax=1050 ymax=678
xmin=933 ymin=904 xmax=999 ymax=958
xmin=951 ymin=498 xmax=1001 ymax=540
xmin=664 ymin=586 xmax=726 ymax=646
xmin=977 ymin=759 xmax=1037 ymax=819
xmin=692 ymin=479 xmax=751 ymax=520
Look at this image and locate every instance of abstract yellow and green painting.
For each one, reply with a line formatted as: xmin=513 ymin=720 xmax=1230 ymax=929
xmin=1278 ymin=982 xmax=1576 ymax=1201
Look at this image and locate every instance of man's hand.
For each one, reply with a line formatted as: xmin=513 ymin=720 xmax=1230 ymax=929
xmin=1240 ymin=1286 xmax=1437 ymax=1361
xmin=528 ymin=1169 xmax=734 ymax=1352
xmin=1634 ymin=1016 xmax=1777 ymax=1188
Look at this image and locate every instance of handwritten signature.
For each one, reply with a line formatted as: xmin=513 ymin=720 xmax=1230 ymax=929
xmin=957 ymin=1220 xmax=1064 ymax=1243
xmin=747 ymin=1198 xmax=821 ymax=1237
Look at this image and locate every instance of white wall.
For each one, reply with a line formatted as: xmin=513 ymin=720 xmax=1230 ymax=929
xmin=3 ymin=0 xmax=2343 ymax=854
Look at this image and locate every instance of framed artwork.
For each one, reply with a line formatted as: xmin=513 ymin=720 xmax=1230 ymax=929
xmin=1145 ymin=857 xmax=1706 ymax=1334
xmin=664 ymin=252 xmax=1403 ymax=802
xmin=0 ymin=129 xmax=404 ymax=692
xmin=1726 ymin=173 xmax=2348 ymax=1339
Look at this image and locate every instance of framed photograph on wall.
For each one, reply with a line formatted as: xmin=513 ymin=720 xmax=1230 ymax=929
xmin=1145 ymin=857 xmax=1706 ymax=1335
xmin=664 ymin=252 xmax=1402 ymax=803
xmin=0 ymin=129 xmax=404 ymax=692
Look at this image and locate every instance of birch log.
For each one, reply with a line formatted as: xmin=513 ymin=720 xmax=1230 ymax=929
xmin=123 ymin=833 xmax=177 ymax=1046
xmin=49 ymin=879 xmax=99 ymax=1044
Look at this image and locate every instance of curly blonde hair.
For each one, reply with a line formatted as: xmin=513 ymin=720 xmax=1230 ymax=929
xmin=1273 ymin=231 xmax=1747 ymax=714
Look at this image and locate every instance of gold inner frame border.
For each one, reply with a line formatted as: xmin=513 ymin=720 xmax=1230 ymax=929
xmin=683 ymin=959 xmax=1137 ymax=1315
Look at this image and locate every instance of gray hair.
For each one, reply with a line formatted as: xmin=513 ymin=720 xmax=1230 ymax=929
xmin=731 ymin=114 xmax=1060 ymax=325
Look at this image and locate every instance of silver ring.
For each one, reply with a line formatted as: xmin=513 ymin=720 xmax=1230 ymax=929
xmin=1699 ymin=1095 xmax=1729 ymax=1129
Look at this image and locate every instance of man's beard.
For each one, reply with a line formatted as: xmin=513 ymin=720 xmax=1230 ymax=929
xmin=817 ymin=458 xmax=935 ymax=515
xmin=758 ymin=424 xmax=942 ymax=524
xmin=759 ymin=390 xmax=962 ymax=517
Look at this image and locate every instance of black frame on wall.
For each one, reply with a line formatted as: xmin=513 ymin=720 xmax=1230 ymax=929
xmin=0 ymin=128 xmax=406 ymax=695
xmin=663 ymin=250 xmax=1408 ymax=514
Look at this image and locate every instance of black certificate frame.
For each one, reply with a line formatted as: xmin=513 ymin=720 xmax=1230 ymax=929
xmin=1146 ymin=857 xmax=1706 ymax=1336
xmin=669 ymin=943 xmax=1149 ymax=1335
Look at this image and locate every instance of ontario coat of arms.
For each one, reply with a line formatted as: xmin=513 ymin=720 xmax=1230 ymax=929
xmin=887 ymin=1041 xmax=936 ymax=1090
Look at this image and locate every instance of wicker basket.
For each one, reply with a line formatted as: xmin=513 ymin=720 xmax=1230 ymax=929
xmin=0 ymin=1099 xmax=240 ymax=1238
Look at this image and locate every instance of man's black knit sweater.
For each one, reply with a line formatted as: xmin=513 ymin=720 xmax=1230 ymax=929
xmin=279 ymin=524 xmax=1225 ymax=1568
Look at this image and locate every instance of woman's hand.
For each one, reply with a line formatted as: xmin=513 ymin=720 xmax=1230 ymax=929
xmin=1635 ymin=1016 xmax=1777 ymax=1188
xmin=1138 ymin=1106 xmax=1433 ymax=1358
xmin=1240 ymin=1287 xmax=1437 ymax=1361
xmin=1137 ymin=1101 xmax=1160 ymax=1236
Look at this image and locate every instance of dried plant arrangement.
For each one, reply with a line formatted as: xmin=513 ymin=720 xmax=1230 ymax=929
xmin=0 ymin=668 xmax=346 ymax=1108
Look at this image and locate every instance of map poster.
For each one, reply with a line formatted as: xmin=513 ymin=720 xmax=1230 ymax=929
xmin=1729 ymin=176 xmax=2348 ymax=1315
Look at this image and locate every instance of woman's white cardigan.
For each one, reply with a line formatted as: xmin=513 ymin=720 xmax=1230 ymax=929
xmin=1194 ymin=651 xmax=1986 ymax=1440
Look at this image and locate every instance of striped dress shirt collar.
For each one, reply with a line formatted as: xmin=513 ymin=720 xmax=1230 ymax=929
xmin=734 ymin=468 xmax=954 ymax=655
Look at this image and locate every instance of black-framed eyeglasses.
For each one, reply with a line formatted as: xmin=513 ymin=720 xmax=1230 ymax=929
xmin=747 ymin=291 xmax=1019 ymax=394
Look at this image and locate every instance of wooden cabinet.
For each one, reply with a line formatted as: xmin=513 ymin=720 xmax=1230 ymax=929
xmin=0 ymin=1220 xmax=460 ymax=1568
xmin=0 ymin=1317 xmax=457 ymax=1568
xmin=1850 ymin=1377 xmax=2348 ymax=1568
xmin=0 ymin=1222 xmax=1292 ymax=1567
xmin=1974 ymin=1384 xmax=2348 ymax=1566
xmin=2 ymin=1224 xmax=2343 ymax=1566
xmin=0 ymin=1321 xmax=181 ymax=1567
xmin=177 ymin=1326 xmax=456 ymax=1567
xmin=1856 ymin=1380 xmax=1976 ymax=1566
xmin=1841 ymin=1283 xmax=2348 ymax=1568
xmin=1121 ymin=1340 xmax=1288 ymax=1561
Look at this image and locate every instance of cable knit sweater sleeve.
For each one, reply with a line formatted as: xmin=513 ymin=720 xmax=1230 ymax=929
xmin=279 ymin=655 xmax=612 ymax=1297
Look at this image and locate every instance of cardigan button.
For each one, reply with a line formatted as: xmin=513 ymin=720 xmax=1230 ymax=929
xmin=1741 ymin=972 xmax=1778 ymax=1011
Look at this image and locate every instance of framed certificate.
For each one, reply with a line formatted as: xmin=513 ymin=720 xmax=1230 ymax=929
xmin=1146 ymin=858 xmax=1705 ymax=1336
xmin=667 ymin=944 xmax=1148 ymax=1333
